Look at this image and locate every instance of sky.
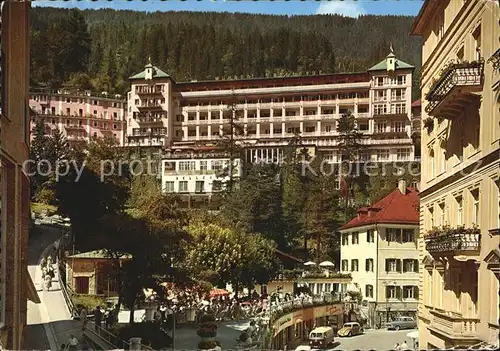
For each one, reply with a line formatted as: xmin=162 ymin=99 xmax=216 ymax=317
xmin=32 ymin=0 xmax=424 ymax=17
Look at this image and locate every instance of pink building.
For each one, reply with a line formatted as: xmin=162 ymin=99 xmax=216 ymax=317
xmin=29 ymin=89 xmax=127 ymax=147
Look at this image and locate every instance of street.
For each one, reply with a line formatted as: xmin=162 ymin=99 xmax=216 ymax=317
xmin=330 ymin=328 xmax=417 ymax=350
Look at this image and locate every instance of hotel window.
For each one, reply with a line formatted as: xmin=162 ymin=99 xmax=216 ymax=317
xmin=352 ymin=232 xmax=359 ymax=244
xmin=391 ymin=103 xmax=406 ymax=115
xmin=397 ymin=148 xmax=410 ymax=161
xmin=178 ymin=161 xmax=196 ymax=171
xmin=341 ymin=260 xmax=348 ymax=271
xmin=391 ymin=89 xmax=406 ymax=101
xmin=375 ymin=121 xmax=387 ymax=133
xmin=365 ymin=259 xmax=374 ymax=272
xmin=376 ymin=77 xmax=384 ymax=86
xmin=397 ymin=75 xmax=406 ymax=85
xmin=387 ymin=228 xmax=400 ymax=242
xmin=439 ymin=203 xmax=446 ymax=226
xmin=375 ymin=90 xmax=386 ymax=102
xmin=403 ymin=286 xmax=417 ymax=299
xmin=377 ymin=150 xmax=390 ymax=161
xmin=367 ymin=229 xmax=375 ymax=243
xmin=200 ymin=161 xmax=208 ymax=171
xmin=403 ymin=259 xmax=418 ymax=273
xmin=386 ymin=259 xmax=401 ymax=272
xmin=472 ymin=189 xmax=479 ymax=225
xmin=374 ymin=104 xmax=387 ymax=115
xmin=402 ymin=229 xmax=414 ymax=243
xmin=178 ymin=181 xmax=188 ymax=193
xmin=392 ymin=121 xmax=405 ymax=132
xmin=164 ymin=181 xmax=175 ymax=193
xmin=342 ymin=233 xmax=349 ymax=245
xmin=351 ymin=259 xmax=359 ymax=272
xmin=195 ymin=181 xmax=205 ymax=193
xmin=365 ymin=285 xmax=374 ymax=298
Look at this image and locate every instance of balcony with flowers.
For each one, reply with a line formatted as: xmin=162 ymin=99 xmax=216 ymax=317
xmin=425 ymin=225 xmax=481 ymax=257
xmin=425 ymin=60 xmax=484 ymax=118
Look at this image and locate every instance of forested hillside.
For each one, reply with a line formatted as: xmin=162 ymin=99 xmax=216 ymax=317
xmin=30 ymin=7 xmax=422 ymax=97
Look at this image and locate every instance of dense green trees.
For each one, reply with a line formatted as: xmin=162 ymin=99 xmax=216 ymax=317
xmin=30 ymin=7 xmax=421 ymax=97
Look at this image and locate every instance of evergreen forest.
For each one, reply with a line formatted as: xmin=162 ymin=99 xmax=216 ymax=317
xmin=30 ymin=7 xmax=422 ymax=98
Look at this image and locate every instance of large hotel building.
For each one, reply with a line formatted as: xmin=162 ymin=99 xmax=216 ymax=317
xmin=411 ymin=0 xmax=499 ymax=349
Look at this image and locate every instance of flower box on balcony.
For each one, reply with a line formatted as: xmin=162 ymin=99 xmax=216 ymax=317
xmin=425 ymin=226 xmax=481 ymax=254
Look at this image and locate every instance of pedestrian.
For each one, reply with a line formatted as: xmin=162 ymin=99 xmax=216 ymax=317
xmin=80 ymin=307 xmax=88 ymax=332
xmin=40 ymin=257 xmax=46 ymax=270
xmin=401 ymin=340 xmax=408 ymax=350
xmin=47 ymin=255 xmax=53 ymax=267
xmin=94 ymin=306 xmax=102 ymax=332
xmin=394 ymin=342 xmax=401 ymax=351
xmin=44 ymin=274 xmax=52 ymax=291
xmin=68 ymin=335 xmax=78 ymax=351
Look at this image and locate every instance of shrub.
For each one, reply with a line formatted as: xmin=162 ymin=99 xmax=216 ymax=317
xmin=198 ymin=340 xmax=218 ymax=350
xmin=72 ymin=294 xmax=106 ymax=313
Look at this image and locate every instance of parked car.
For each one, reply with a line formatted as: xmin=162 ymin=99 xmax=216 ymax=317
xmin=309 ymin=326 xmax=335 ymax=349
xmin=295 ymin=346 xmax=319 ymax=351
xmin=337 ymin=322 xmax=363 ymax=337
xmin=386 ymin=316 xmax=417 ymax=330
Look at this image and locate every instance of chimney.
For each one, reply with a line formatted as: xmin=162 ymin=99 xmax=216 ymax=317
xmin=398 ymin=179 xmax=407 ymax=195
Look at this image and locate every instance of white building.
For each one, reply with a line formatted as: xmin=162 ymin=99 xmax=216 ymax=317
xmin=339 ymin=180 xmax=420 ymax=327
xmin=126 ymin=49 xmax=416 ymax=165
xmin=161 ymin=146 xmax=242 ymax=208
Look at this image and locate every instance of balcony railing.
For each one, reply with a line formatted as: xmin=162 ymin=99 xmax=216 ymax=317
xmin=425 ymin=232 xmax=481 ymax=255
xmin=429 ymin=309 xmax=480 ymax=341
xmin=425 ymin=60 xmax=484 ymax=117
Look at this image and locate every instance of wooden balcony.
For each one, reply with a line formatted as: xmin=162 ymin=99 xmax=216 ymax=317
xmin=425 ymin=61 xmax=484 ymax=118
xmin=428 ymin=309 xmax=480 ymax=342
xmin=425 ymin=232 xmax=480 ymax=256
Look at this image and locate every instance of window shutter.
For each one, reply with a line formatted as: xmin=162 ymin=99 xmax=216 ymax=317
xmin=402 ymin=259 xmax=407 ymax=272
xmin=396 ymin=286 xmax=402 ymax=299
xmin=365 ymin=259 xmax=369 ymax=271
xmin=414 ymin=286 xmax=419 ymax=298
xmin=386 ymin=287 xmax=390 ymax=299
xmin=414 ymin=259 xmax=419 ymax=273
xmin=385 ymin=259 xmax=389 ymax=272
xmin=397 ymin=259 xmax=402 ymax=272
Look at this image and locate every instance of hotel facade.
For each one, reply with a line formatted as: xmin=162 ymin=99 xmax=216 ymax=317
xmin=127 ymin=52 xmax=417 ymax=167
xmin=339 ymin=180 xmax=420 ymax=328
xmin=0 ymin=1 xmax=40 ymax=349
xmin=29 ymin=90 xmax=127 ymax=147
xmin=411 ymin=0 xmax=499 ymax=349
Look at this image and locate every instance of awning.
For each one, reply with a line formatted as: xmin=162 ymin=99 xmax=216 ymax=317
xmin=26 ymin=269 xmax=41 ymax=304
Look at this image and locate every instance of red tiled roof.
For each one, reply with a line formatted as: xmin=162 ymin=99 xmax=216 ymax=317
xmin=411 ymin=99 xmax=421 ymax=107
xmin=340 ymin=187 xmax=419 ymax=230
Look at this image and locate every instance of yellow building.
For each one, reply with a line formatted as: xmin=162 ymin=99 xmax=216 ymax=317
xmin=411 ymin=0 xmax=500 ymax=349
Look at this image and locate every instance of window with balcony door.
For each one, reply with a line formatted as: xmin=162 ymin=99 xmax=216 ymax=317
xmin=365 ymin=259 xmax=374 ymax=272
xmin=473 ymin=25 xmax=481 ymax=60
xmin=375 ymin=121 xmax=387 ymax=133
xmin=178 ymin=161 xmax=196 ymax=171
xmin=164 ymin=181 xmax=174 ymax=193
xmin=351 ymin=259 xmax=359 ymax=272
xmin=396 ymin=148 xmax=410 ymax=161
xmin=377 ymin=150 xmax=390 ymax=161
xmin=472 ymin=189 xmax=480 ymax=225
xmin=374 ymin=104 xmax=387 ymax=115
xmin=365 ymin=285 xmax=374 ymax=298
xmin=439 ymin=203 xmax=446 ymax=226
xmin=178 ymin=181 xmax=188 ymax=193
xmin=352 ymin=232 xmax=359 ymax=244
xmin=375 ymin=90 xmax=387 ymax=102
xmin=391 ymin=89 xmax=406 ymax=101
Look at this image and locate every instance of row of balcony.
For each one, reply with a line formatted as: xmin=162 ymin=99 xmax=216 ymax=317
xmin=32 ymin=113 xmax=124 ymax=121
xmin=181 ymin=98 xmax=370 ymax=111
xmin=428 ymin=308 xmax=480 ymax=342
xmin=425 ymin=226 xmax=481 ymax=256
